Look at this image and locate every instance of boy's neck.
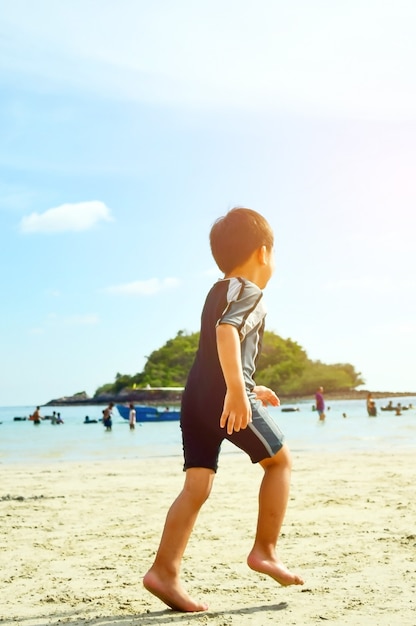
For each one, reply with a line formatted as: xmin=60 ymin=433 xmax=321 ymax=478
xmin=223 ymin=245 xmax=273 ymax=290
xmin=225 ymin=263 xmax=263 ymax=289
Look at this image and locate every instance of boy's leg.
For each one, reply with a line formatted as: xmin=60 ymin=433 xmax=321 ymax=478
xmin=247 ymin=444 xmax=304 ymax=586
xmin=143 ymin=467 xmax=215 ymax=612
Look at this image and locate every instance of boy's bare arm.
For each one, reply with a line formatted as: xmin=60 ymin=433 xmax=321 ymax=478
xmin=216 ymin=323 xmax=251 ymax=435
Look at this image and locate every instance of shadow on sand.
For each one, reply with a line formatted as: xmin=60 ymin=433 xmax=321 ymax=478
xmin=15 ymin=601 xmax=288 ymax=626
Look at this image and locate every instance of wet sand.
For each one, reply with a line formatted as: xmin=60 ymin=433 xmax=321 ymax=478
xmin=1 ymin=450 xmax=415 ymax=625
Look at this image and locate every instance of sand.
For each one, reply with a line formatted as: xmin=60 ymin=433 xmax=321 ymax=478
xmin=1 ymin=450 xmax=415 ymax=626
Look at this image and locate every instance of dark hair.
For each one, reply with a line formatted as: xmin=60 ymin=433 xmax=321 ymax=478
xmin=209 ymin=207 xmax=274 ymax=274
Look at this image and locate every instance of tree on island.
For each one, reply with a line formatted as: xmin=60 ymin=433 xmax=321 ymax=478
xmin=94 ymin=330 xmax=364 ymax=398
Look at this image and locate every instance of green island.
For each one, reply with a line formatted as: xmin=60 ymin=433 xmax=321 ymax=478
xmin=46 ymin=330 xmax=414 ymax=406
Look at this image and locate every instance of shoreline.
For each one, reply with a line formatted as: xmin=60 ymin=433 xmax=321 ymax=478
xmin=2 ymin=451 xmax=415 ymax=625
xmin=42 ymin=389 xmax=416 ymax=407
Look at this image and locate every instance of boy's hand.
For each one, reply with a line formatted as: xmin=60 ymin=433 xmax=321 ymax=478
xmin=220 ymin=390 xmax=252 ymax=435
xmin=253 ymin=385 xmax=280 ymax=407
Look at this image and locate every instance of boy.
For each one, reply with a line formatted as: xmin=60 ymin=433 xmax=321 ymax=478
xmin=143 ymin=208 xmax=304 ymax=612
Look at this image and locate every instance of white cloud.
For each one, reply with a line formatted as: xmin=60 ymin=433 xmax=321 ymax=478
xmin=28 ymin=313 xmax=99 ymax=336
xmin=3 ymin=2 xmax=416 ymax=120
xmin=47 ymin=312 xmax=99 ymax=326
xmin=28 ymin=327 xmax=44 ymax=335
xmin=103 ymin=277 xmax=180 ymax=296
xmin=62 ymin=314 xmax=100 ymax=326
xmin=45 ymin=289 xmax=61 ymax=297
xmin=20 ymin=201 xmax=113 ymax=233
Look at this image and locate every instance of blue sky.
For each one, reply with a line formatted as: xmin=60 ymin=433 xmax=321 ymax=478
xmin=1 ymin=0 xmax=415 ymax=406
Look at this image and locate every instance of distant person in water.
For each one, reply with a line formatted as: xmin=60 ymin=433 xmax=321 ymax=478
xmin=84 ymin=415 xmax=98 ymax=424
xmin=366 ymin=393 xmax=377 ymax=417
xmin=315 ymin=386 xmax=325 ymax=421
xmin=143 ymin=207 xmax=303 ymax=613
xmin=129 ymin=403 xmax=136 ymax=430
xmin=102 ymin=403 xmax=114 ymax=431
xmin=30 ymin=406 xmax=42 ymax=424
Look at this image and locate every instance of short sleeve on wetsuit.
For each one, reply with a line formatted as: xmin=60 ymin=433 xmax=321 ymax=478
xmin=216 ymin=277 xmax=266 ymax=340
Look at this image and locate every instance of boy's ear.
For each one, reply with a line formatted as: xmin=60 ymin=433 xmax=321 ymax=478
xmin=258 ymin=245 xmax=268 ymax=264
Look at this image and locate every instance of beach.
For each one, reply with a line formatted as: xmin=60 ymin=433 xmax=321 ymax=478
xmin=1 ymin=450 xmax=415 ymax=626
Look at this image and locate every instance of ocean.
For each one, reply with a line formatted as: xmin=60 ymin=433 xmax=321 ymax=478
xmin=1 ymin=396 xmax=415 ymax=465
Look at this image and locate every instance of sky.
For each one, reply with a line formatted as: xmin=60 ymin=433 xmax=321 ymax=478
xmin=1 ymin=0 xmax=415 ymax=406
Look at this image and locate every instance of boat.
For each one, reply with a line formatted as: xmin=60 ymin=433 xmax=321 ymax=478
xmin=281 ymin=407 xmax=300 ymax=413
xmin=116 ymin=404 xmax=181 ymax=423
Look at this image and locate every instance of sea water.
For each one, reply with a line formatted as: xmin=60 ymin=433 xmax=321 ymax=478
xmin=0 ymin=397 xmax=415 ymax=465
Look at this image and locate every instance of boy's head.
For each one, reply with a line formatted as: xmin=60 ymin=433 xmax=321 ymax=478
xmin=210 ymin=207 xmax=274 ymax=275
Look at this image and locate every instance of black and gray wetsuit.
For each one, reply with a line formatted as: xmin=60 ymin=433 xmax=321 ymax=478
xmin=181 ymin=277 xmax=284 ymax=471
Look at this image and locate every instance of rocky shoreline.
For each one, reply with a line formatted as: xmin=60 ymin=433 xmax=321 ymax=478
xmin=44 ymin=389 xmax=184 ymax=406
xmin=44 ymin=388 xmax=416 ymax=407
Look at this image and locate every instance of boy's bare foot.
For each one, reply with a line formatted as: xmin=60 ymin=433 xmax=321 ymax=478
xmin=247 ymin=552 xmax=304 ymax=586
xmin=143 ymin=569 xmax=208 ymax=612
